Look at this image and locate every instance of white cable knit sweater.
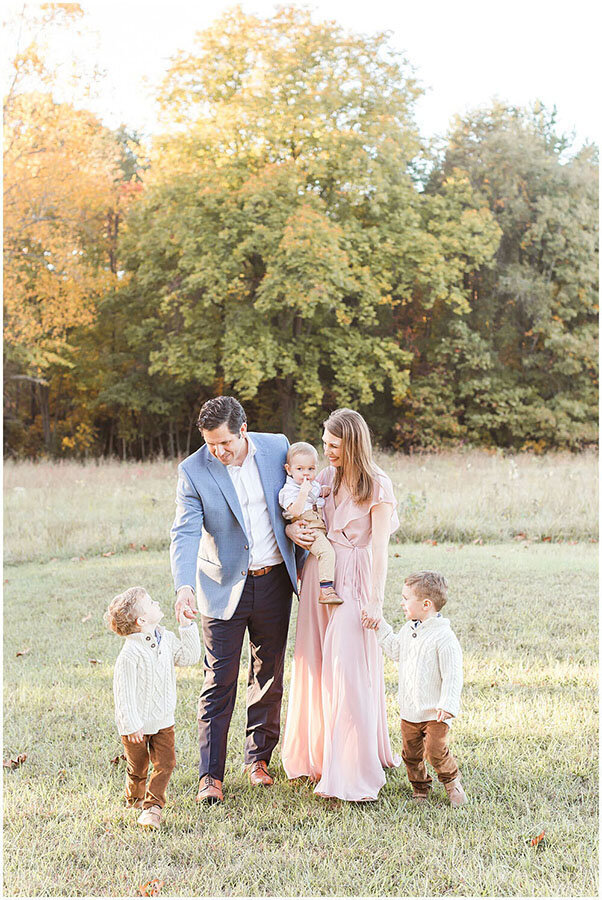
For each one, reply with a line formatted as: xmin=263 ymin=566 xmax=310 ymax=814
xmin=376 ymin=615 xmax=463 ymax=723
xmin=113 ymin=623 xmax=201 ymax=736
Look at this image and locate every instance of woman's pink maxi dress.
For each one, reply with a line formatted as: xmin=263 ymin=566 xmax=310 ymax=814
xmin=282 ymin=466 xmax=401 ymax=801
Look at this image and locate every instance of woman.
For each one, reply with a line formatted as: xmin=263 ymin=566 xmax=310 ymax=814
xmin=282 ymin=408 xmax=400 ymax=801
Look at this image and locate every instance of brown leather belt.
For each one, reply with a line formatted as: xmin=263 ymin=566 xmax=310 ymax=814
xmin=248 ymin=565 xmax=274 ymax=577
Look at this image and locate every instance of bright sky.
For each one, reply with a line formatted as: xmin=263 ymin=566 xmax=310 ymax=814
xmin=9 ymin=0 xmax=601 ymax=148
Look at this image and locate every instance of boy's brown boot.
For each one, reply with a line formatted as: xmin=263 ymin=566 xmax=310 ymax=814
xmin=411 ymin=789 xmax=430 ymax=804
xmin=319 ymin=586 xmax=343 ymax=605
xmin=444 ymin=778 xmax=467 ymax=807
xmin=137 ymin=805 xmax=162 ymax=828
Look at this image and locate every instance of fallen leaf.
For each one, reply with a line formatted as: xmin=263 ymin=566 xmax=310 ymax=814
xmin=102 ymin=551 xmax=115 ymax=557
xmin=88 ymin=658 xmax=101 ymax=665
xmin=140 ymin=544 xmax=148 ymax=551
xmin=423 ymin=539 xmax=437 ymax=546
xmin=129 ymin=542 xmax=137 ymax=550
xmin=81 ymin=614 xmax=92 ymax=623
xmin=513 ymin=532 xmax=527 ymax=541
xmin=530 ymin=830 xmax=546 ymax=848
xmin=70 ymin=556 xmax=85 ymax=562
xmin=3 ymin=753 xmax=27 ymax=769
xmin=3 ymin=579 xmax=9 ymax=584
xmin=16 ymin=648 xmax=31 ymax=657
xmin=110 ymin=754 xmax=126 ymax=766
xmin=472 ymin=537 xmax=483 ymax=545
xmin=541 ymin=536 xmax=552 ymax=542
xmin=393 ymin=552 xmax=400 ymax=557
xmin=139 ymin=878 xmax=165 ymax=896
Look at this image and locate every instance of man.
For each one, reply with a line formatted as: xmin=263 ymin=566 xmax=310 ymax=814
xmin=170 ymin=396 xmax=309 ymax=802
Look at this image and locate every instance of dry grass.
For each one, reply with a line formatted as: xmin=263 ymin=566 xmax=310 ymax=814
xmin=3 ymin=450 xmax=598 ymax=564
xmin=3 ymin=543 xmax=598 ymax=897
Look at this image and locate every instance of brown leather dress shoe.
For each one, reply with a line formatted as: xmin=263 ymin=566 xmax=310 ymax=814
xmin=196 ymin=774 xmax=223 ymax=803
xmin=246 ymin=760 xmax=274 ymax=786
xmin=318 ymin=586 xmax=343 ymax=605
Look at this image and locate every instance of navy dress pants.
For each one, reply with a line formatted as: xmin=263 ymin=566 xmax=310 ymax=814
xmin=198 ymin=563 xmax=293 ymax=781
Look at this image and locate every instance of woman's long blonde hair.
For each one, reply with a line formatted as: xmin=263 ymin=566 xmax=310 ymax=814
xmin=323 ymin=408 xmax=377 ymax=503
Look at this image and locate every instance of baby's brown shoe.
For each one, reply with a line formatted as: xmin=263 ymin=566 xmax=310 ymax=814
xmin=319 ymin=586 xmax=343 ymax=605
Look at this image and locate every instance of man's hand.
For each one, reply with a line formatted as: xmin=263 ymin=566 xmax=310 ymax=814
xmin=127 ymin=728 xmax=145 ymax=744
xmin=361 ymin=600 xmax=382 ymax=630
xmin=436 ymin=709 xmax=452 ymax=723
xmin=286 ymin=520 xmax=316 ymax=550
xmin=175 ymin=586 xmax=198 ymax=622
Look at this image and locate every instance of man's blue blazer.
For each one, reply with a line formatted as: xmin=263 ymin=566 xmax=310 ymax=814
xmin=170 ymin=432 xmax=302 ymax=620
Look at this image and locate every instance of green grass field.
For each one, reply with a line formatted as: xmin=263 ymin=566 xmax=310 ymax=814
xmin=3 ymin=455 xmax=599 ymax=897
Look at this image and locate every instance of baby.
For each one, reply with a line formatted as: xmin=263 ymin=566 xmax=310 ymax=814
xmin=105 ymin=586 xmax=201 ymax=828
xmin=279 ymin=441 xmax=342 ymax=605
xmin=371 ymin=571 xmax=467 ymax=807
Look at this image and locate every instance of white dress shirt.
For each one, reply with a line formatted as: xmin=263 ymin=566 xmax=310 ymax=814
xmin=227 ymin=435 xmax=283 ymax=569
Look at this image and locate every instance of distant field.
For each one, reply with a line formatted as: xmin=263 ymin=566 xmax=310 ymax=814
xmin=3 ymin=449 xmax=598 ymax=563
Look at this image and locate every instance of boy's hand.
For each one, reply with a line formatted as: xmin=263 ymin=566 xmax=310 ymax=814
xmin=320 ymin=486 xmax=331 ymax=497
xmin=175 ymin=586 xmax=198 ymax=621
xmin=299 ymin=478 xmax=312 ymax=494
xmin=436 ymin=709 xmax=452 ymax=722
xmin=176 ymin=606 xmax=194 ymax=626
xmin=361 ymin=601 xmax=382 ymax=630
xmin=127 ymin=729 xmax=145 ymax=743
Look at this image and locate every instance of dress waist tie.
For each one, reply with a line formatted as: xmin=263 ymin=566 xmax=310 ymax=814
xmin=336 ymin=542 xmax=372 ymax=689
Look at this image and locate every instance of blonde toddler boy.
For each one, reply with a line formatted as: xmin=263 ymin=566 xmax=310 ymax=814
xmin=371 ymin=571 xmax=467 ymax=806
xmin=105 ymin=586 xmax=201 ymax=828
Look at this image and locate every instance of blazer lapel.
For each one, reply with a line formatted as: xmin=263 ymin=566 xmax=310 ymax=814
xmin=206 ymin=454 xmax=247 ymax=535
xmin=253 ymin=440 xmax=279 ymax=527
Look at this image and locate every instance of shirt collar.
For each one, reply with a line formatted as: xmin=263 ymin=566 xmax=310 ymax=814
xmin=125 ymin=625 xmax=164 ymax=644
xmin=227 ymin=434 xmax=256 ymax=472
xmin=411 ymin=612 xmax=442 ymax=630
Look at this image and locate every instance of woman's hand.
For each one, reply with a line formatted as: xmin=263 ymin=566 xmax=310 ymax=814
xmin=285 ymin=520 xmax=316 ymax=550
xmin=361 ymin=600 xmax=382 ymax=630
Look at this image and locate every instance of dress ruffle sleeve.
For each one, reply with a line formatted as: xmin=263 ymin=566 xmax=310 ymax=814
xmin=369 ymin=469 xmax=400 ymax=535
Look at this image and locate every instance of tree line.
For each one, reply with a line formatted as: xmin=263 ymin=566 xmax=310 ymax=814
xmin=3 ymin=5 xmax=598 ymax=459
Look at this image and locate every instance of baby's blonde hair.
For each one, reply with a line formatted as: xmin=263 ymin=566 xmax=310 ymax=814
xmin=286 ymin=441 xmax=318 ymax=465
xmin=104 ymin=586 xmax=146 ymax=636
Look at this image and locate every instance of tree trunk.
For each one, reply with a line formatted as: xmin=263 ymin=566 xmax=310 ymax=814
xmin=107 ymin=421 xmax=114 ymax=457
xmin=280 ymin=374 xmax=298 ymax=439
xmin=35 ymin=381 xmax=51 ymax=451
xmin=186 ymin=417 xmax=194 ymax=456
xmin=168 ymin=421 xmax=176 ymax=458
xmin=122 ymin=437 xmax=126 ymax=461
xmin=280 ymin=314 xmax=302 ymax=438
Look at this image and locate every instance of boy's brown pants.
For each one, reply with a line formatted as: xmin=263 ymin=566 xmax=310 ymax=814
xmin=401 ymin=719 xmax=459 ymax=794
xmin=121 ymin=725 xmax=176 ymax=809
xmin=292 ymin=509 xmax=335 ymax=584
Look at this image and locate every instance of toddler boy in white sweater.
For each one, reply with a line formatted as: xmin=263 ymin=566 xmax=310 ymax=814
xmin=105 ymin=585 xmax=201 ymax=828
xmin=372 ymin=571 xmax=467 ymax=806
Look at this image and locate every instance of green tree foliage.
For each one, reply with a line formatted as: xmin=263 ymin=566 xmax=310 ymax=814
xmin=117 ymin=6 xmax=499 ymax=439
xmin=394 ymin=103 xmax=598 ymax=451
xmin=3 ymin=7 xmax=597 ymax=458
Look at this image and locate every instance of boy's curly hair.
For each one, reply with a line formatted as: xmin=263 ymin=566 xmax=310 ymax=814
xmin=104 ymin=586 xmax=146 ymax=636
xmin=404 ymin=571 xmax=449 ymax=611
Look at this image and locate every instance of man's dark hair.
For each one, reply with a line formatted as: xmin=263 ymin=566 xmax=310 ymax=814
xmin=197 ymin=396 xmax=247 ymax=434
